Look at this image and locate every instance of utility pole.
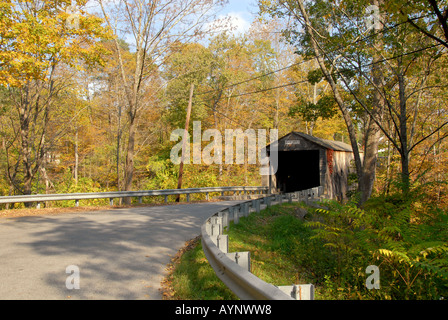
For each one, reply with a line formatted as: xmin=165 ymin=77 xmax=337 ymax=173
xmin=176 ymin=83 xmax=194 ymax=202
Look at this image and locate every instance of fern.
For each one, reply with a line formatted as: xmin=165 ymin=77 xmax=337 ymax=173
xmin=303 ymin=189 xmax=448 ymax=299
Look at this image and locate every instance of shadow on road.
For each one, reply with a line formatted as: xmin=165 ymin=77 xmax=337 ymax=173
xmin=0 ymin=201 xmax=241 ymax=299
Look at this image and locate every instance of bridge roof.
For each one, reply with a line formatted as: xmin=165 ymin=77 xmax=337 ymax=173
xmin=266 ymin=131 xmax=355 ymax=152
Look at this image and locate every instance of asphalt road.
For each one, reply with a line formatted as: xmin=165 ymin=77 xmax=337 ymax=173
xmin=0 ymin=201 xmax=240 ymax=300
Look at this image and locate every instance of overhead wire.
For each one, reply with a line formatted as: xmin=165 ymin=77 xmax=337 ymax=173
xmin=195 ymin=12 xmax=444 ymax=126
xmin=202 ymin=40 xmax=445 ymax=128
xmin=194 ymin=12 xmax=436 ymax=98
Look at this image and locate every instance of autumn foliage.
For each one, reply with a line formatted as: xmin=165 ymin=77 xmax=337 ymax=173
xmin=0 ymin=0 xmax=446 ymax=215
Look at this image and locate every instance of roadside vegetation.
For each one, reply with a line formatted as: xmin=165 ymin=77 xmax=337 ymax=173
xmin=164 ymin=188 xmax=448 ymax=300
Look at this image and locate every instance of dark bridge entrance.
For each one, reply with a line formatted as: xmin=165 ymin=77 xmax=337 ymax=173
xmin=275 ymin=150 xmax=320 ymax=193
xmin=263 ymin=132 xmax=357 ymax=199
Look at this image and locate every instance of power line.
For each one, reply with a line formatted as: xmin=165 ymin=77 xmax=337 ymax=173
xmin=195 ymin=13 xmax=436 ymax=98
xmin=226 ymin=43 xmax=444 ymax=100
xmin=198 ymin=41 xmax=444 ymax=128
xmin=196 ymin=13 xmax=443 ymax=125
xmin=201 ymin=42 xmax=444 ymax=129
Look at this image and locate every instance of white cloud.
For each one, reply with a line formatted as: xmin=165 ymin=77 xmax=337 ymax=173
xmin=205 ymin=12 xmax=250 ymax=35
xmin=227 ymin=12 xmax=251 ymax=34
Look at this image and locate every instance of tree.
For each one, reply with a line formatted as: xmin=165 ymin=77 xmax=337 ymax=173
xmin=98 ymin=0 xmax=224 ymax=201
xmin=258 ymin=0 xmax=448 ymax=202
xmin=0 ymin=0 xmax=109 ymax=87
xmin=0 ymin=0 xmax=110 ymax=200
xmin=396 ymin=0 xmax=448 ymax=49
xmin=260 ymin=0 xmax=382 ymax=204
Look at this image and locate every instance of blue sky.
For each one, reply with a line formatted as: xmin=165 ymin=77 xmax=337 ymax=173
xmin=213 ymin=0 xmax=258 ymax=34
xmin=84 ymin=0 xmax=260 ymax=45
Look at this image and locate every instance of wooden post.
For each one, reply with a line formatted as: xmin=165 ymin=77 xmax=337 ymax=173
xmin=176 ymin=83 xmax=194 ymax=202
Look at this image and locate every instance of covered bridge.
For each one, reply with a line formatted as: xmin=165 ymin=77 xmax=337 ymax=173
xmin=262 ymin=132 xmax=358 ymax=201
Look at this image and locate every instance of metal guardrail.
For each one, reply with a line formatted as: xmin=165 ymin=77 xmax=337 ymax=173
xmin=0 ymin=186 xmax=268 ymax=208
xmin=201 ymin=187 xmax=323 ymax=300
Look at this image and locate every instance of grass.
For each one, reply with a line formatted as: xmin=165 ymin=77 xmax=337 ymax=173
xmin=226 ymin=202 xmax=312 ymax=287
xmin=164 ymin=197 xmax=448 ymax=300
xmin=161 ymin=236 xmax=238 ymax=300
xmin=163 ymin=202 xmax=319 ymax=300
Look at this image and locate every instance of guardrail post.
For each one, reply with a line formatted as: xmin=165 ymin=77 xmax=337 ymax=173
xmin=240 ymin=203 xmax=247 ymax=217
xmin=233 ymin=207 xmax=239 ymax=224
xmin=206 ymin=218 xmax=222 ymax=236
xmin=211 ymin=234 xmax=228 ymax=253
xmin=266 ymin=196 xmax=271 ymax=207
xmin=212 ymin=223 xmax=222 ymax=235
xmin=278 ymin=284 xmax=315 ymax=300
xmin=164 ymin=195 xmax=168 ymax=203
xmin=138 ymin=196 xmax=143 ymax=204
xmin=36 ymin=202 xmax=41 ymax=209
xmin=225 ymin=252 xmax=250 ymax=272
xmin=109 ymin=198 xmax=114 ymax=206
xmin=210 ymin=215 xmax=223 ymax=227
xmin=228 ymin=206 xmax=234 ymax=221
xmin=75 ymin=200 xmax=79 ymax=207
xmin=206 ymin=192 xmax=209 ymax=200
xmin=218 ymin=210 xmax=229 ymax=229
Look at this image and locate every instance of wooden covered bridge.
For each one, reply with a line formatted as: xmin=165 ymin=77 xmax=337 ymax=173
xmin=262 ymin=132 xmax=358 ymax=201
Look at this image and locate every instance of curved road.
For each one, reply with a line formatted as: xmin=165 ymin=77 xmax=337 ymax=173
xmin=0 ymin=201 xmax=241 ymax=300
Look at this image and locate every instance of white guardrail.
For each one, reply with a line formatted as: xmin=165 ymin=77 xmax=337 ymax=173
xmin=0 ymin=186 xmax=268 ymax=208
xmin=201 ymin=186 xmax=324 ymax=300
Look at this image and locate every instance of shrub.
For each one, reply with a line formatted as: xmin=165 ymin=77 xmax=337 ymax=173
xmin=305 ymin=190 xmax=448 ymax=299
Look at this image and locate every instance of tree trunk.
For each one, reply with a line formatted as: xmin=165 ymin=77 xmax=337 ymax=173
xmin=74 ymin=127 xmax=79 ymax=184
xmin=123 ymin=116 xmax=136 ymax=204
xmin=359 ymin=0 xmax=385 ymax=204
xmin=176 ymin=83 xmax=194 ymax=202
xmin=116 ymin=105 xmax=122 ymax=189
xmin=397 ymin=64 xmax=410 ymax=193
xmin=212 ymin=90 xmax=223 ymax=177
xmin=18 ymin=92 xmax=33 ymax=206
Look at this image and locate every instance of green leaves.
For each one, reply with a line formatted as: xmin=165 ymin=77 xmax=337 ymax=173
xmin=307 ymin=68 xmax=324 ymax=85
xmin=289 ymin=93 xmax=338 ymax=123
xmin=303 ymin=190 xmax=448 ymax=299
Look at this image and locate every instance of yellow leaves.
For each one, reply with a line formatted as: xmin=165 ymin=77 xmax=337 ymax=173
xmin=419 ymin=245 xmax=448 ymax=260
xmin=376 ymin=248 xmax=411 ymax=265
xmin=0 ymin=0 xmax=112 ymax=88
